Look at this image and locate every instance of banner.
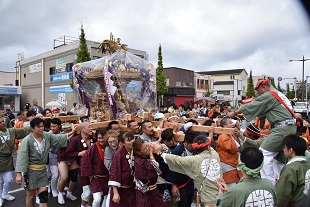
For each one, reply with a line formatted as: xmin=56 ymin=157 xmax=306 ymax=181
xmin=56 ymin=57 xmax=66 ymax=73
xmin=29 ymin=63 xmax=42 ymax=73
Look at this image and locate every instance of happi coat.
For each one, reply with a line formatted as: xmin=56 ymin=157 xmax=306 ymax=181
xmin=275 ymin=156 xmax=310 ymax=207
xmin=15 ymin=132 xmax=67 ymax=190
xmin=109 ymin=146 xmax=135 ymax=207
xmin=0 ymin=127 xmax=31 ymax=172
xmin=239 ymin=90 xmax=296 ymax=152
xmin=163 ymin=148 xmax=221 ymax=203
xmin=134 ymin=154 xmax=164 ymax=207
xmin=214 ymin=177 xmax=277 ymax=207
xmin=80 ymin=142 xmax=109 ymax=194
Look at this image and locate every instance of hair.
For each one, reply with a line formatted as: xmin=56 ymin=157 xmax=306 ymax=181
xmin=184 ymin=131 xmax=199 ymax=144
xmin=141 ymin=120 xmax=152 ymax=129
xmin=220 ymin=117 xmax=230 ymax=127
xmin=212 ymin=112 xmax=221 ymax=119
xmin=42 ymin=108 xmax=52 ymax=116
xmin=203 ymin=120 xmax=215 ymax=126
xmin=95 ymin=128 xmax=107 ymax=139
xmin=30 ymin=117 xmax=44 ymax=128
xmin=282 ymin=134 xmax=307 ymax=156
xmin=27 ymin=110 xmax=36 ymax=117
xmin=73 ymin=103 xmax=77 ymax=107
xmin=179 ymin=104 xmax=185 ymax=109
xmin=108 ymin=121 xmax=119 ymax=130
xmin=127 ymin=120 xmax=135 ymax=128
xmin=17 ymin=112 xmax=22 ymax=116
xmin=240 ymin=147 xmax=264 ymax=169
xmin=132 ymin=138 xmax=145 ymax=155
xmin=58 ymin=113 xmax=67 ymax=116
xmin=193 ymin=135 xmax=209 ymax=154
xmin=161 ymin=128 xmax=174 ymax=142
xmin=80 ymin=116 xmax=89 ymax=122
xmin=67 ymin=112 xmax=74 ymax=115
xmin=43 ymin=118 xmax=51 ymax=131
xmin=187 ymin=119 xmax=199 ymax=125
xmin=121 ymin=131 xmax=134 ymax=143
xmin=104 ymin=129 xmax=119 ymax=142
xmin=50 ymin=118 xmax=61 ymax=126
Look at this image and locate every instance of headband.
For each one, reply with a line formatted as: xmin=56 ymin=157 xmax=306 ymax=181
xmin=237 ymin=158 xmax=263 ymax=177
xmin=192 ymin=138 xmax=211 ymax=149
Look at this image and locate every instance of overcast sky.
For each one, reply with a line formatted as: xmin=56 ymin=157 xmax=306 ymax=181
xmin=0 ymin=0 xmax=309 ymax=88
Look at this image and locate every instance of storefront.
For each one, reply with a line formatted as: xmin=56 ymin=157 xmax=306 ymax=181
xmin=0 ymin=86 xmax=21 ymax=111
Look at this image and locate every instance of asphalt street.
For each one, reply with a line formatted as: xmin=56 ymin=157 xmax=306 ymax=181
xmin=3 ymin=153 xmax=82 ymax=207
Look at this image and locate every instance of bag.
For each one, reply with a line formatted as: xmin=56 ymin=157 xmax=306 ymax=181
xmin=24 ymin=173 xmax=29 ymax=190
xmin=163 ymin=189 xmax=172 ymax=202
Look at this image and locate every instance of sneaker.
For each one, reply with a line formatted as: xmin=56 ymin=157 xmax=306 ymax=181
xmin=58 ymin=193 xmax=65 ymax=205
xmin=64 ymin=186 xmax=69 ymax=191
xmin=66 ymin=192 xmax=77 ymax=201
xmin=52 ymin=190 xmax=59 ymax=198
xmin=36 ymin=196 xmax=40 ymax=204
xmin=2 ymin=194 xmax=15 ymax=201
xmin=0 ymin=198 xmax=3 ymax=206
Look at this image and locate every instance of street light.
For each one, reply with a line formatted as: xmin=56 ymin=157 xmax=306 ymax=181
xmin=306 ymin=76 xmax=310 ymax=103
xmin=289 ymin=56 xmax=310 ymax=101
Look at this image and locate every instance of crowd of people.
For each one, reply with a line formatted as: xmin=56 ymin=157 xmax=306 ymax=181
xmin=0 ymin=80 xmax=310 ymax=207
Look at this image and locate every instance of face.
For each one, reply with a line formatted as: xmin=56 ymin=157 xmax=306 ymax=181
xmin=36 ymin=113 xmax=44 ymax=119
xmin=45 ymin=110 xmax=52 ymax=117
xmin=124 ymin=136 xmax=134 ymax=151
xmin=142 ymin=122 xmax=153 ymax=136
xmin=179 ymin=106 xmax=184 ymax=111
xmin=0 ymin=118 xmax=6 ymax=131
xmin=163 ymin=139 xmax=174 ymax=148
xmin=169 ymin=117 xmax=178 ymax=123
xmin=138 ymin=142 xmax=150 ymax=156
xmin=224 ymin=119 xmax=234 ymax=128
xmin=184 ymin=141 xmax=193 ymax=152
xmin=111 ymin=124 xmax=120 ymax=133
xmin=0 ymin=110 xmax=4 ymax=117
xmin=32 ymin=122 xmax=44 ymax=136
xmin=97 ymin=134 xmax=105 ymax=147
xmin=28 ymin=115 xmax=36 ymax=122
xmin=130 ymin=122 xmax=140 ymax=134
xmin=107 ymin=136 xmax=119 ymax=150
xmin=283 ymin=145 xmax=293 ymax=158
xmin=256 ymin=85 xmax=269 ymax=95
xmin=33 ymin=99 xmax=38 ymax=106
xmin=303 ymin=120 xmax=310 ymax=127
xmin=81 ymin=122 xmax=93 ymax=136
xmin=50 ymin=123 xmax=61 ymax=134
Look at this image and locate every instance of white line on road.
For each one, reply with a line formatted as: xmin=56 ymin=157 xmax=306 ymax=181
xmin=9 ymin=188 xmax=24 ymax=194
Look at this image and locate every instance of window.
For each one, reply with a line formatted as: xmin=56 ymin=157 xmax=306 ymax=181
xmin=49 ymin=67 xmax=55 ymax=75
xmin=218 ymin=90 xmax=230 ymax=95
xmin=66 ymin=63 xmax=73 ymax=72
xmin=183 ymin=81 xmax=189 ymax=87
xmin=166 ymin=78 xmax=169 ymax=86
xmin=230 ymin=75 xmax=235 ymax=80
xmin=176 ymin=81 xmax=182 ymax=87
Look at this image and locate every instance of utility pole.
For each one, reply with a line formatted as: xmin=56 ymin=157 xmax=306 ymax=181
xmin=289 ymin=56 xmax=310 ymax=101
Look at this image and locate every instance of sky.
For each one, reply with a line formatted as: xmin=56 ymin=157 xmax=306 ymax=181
xmin=0 ymin=0 xmax=309 ymax=88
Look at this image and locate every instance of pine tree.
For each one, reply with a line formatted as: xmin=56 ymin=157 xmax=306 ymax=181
xmin=270 ymin=78 xmax=276 ymax=88
xmin=286 ymin=83 xmax=292 ymax=99
xmin=70 ymin=24 xmax=91 ymax=88
xmin=246 ymin=70 xmax=255 ymax=97
xmin=277 ymin=81 xmax=282 ymax=92
xmin=76 ymin=24 xmax=91 ymax=63
xmin=156 ymin=44 xmax=168 ymax=106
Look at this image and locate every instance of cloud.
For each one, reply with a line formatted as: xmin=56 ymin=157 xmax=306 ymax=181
xmin=0 ymin=0 xmax=309 ymax=91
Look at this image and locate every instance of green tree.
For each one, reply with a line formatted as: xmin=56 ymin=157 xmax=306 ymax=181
xmin=76 ymin=24 xmax=91 ymax=63
xmin=70 ymin=24 xmax=91 ymax=88
xmin=270 ymin=78 xmax=276 ymax=88
xmin=205 ymin=84 xmax=213 ymax=97
xmin=156 ymin=44 xmax=168 ymax=106
xmin=246 ymin=70 xmax=255 ymax=97
xmin=277 ymin=81 xmax=282 ymax=92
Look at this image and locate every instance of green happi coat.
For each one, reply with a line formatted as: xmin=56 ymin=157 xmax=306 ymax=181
xmin=275 ymin=157 xmax=310 ymax=207
xmin=15 ymin=132 xmax=68 ymax=190
xmin=239 ymin=91 xmax=296 ymax=152
xmin=0 ymin=127 xmax=31 ymax=172
xmin=214 ymin=177 xmax=277 ymax=207
xmin=164 ymin=148 xmax=221 ymax=203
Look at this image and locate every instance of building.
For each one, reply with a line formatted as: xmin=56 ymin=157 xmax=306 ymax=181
xmin=17 ymin=38 xmax=147 ymax=111
xmin=0 ymin=71 xmax=21 ymax=111
xmin=163 ymin=67 xmax=195 ymax=107
xmin=197 ymin=69 xmax=248 ymax=106
xmin=194 ymin=73 xmax=211 ymax=101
